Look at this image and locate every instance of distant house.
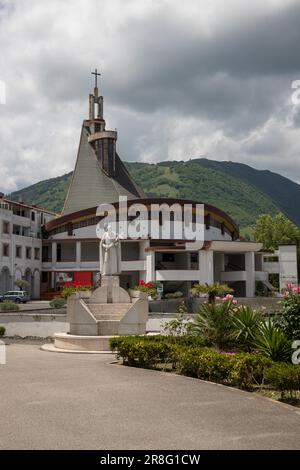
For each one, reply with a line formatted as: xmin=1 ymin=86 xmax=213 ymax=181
xmin=0 ymin=197 xmax=55 ymax=298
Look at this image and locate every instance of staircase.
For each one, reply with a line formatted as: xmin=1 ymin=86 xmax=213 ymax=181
xmin=84 ymin=301 xmax=132 ymax=335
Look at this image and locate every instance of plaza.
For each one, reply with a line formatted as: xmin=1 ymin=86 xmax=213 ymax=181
xmin=0 ymin=342 xmax=300 ymax=450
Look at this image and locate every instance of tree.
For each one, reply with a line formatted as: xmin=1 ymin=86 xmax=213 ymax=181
xmin=15 ymin=279 xmax=29 ymax=291
xmin=190 ymin=283 xmax=233 ymax=303
xmin=253 ymin=213 xmax=300 ymax=250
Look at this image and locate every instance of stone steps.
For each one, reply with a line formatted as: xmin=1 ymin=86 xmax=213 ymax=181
xmin=86 ymin=303 xmax=131 ymax=321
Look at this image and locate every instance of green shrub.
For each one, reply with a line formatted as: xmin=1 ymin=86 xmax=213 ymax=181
xmin=110 ymin=336 xmax=273 ymax=390
xmin=253 ymin=320 xmax=291 ymax=362
xmin=110 ymin=336 xmax=179 ymax=368
xmin=164 ymin=291 xmax=184 ymax=299
xmin=228 ymin=353 xmax=272 ymax=389
xmin=276 ymin=291 xmax=300 ymax=340
xmin=230 ymin=305 xmax=263 ymax=351
xmin=49 ymin=298 xmax=67 ymax=309
xmin=189 ymin=300 xmax=235 ymax=349
xmin=162 ymin=302 xmax=191 ymax=337
xmin=264 ymin=363 xmax=300 ymax=401
xmin=0 ymin=325 xmax=6 ymax=336
xmin=0 ymin=300 xmax=20 ymax=312
xmin=178 ymin=348 xmax=234 ymax=383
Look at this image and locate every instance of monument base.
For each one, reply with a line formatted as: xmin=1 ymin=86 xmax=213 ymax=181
xmin=41 ymin=275 xmax=149 ymax=354
xmin=41 ymin=332 xmax=114 ymax=353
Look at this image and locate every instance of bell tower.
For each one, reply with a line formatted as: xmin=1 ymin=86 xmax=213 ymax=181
xmin=87 ymin=69 xmax=117 ymax=177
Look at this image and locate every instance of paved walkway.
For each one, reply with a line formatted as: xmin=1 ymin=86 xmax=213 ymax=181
xmin=0 ymin=344 xmax=300 ymax=449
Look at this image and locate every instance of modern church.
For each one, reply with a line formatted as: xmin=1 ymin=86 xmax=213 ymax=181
xmin=1 ymin=74 xmax=298 ymax=299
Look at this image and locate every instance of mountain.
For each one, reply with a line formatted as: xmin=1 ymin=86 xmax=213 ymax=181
xmin=8 ymin=158 xmax=300 ymax=229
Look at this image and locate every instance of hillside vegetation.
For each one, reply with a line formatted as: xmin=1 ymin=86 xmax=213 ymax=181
xmin=8 ymin=158 xmax=300 ymax=229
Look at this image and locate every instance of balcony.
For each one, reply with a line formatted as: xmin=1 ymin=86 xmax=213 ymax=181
xmin=220 ymin=271 xmax=247 ymax=282
xmin=156 ymin=270 xmax=200 ymax=281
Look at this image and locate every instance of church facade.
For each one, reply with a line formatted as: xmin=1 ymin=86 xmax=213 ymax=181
xmin=38 ymin=77 xmax=298 ymax=299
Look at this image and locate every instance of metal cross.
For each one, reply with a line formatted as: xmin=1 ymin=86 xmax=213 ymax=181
xmin=91 ymin=68 xmax=101 ymax=88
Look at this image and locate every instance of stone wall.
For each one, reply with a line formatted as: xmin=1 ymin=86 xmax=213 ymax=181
xmin=150 ymin=297 xmax=283 ymax=314
xmin=0 ymin=309 xmax=68 ymax=337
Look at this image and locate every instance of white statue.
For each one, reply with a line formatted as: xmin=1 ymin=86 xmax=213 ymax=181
xmin=100 ymin=224 xmax=122 ymax=276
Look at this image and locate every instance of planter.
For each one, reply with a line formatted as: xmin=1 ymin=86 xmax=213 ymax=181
xmin=129 ymin=290 xmax=148 ymax=300
xmin=78 ymin=290 xmax=92 ymax=299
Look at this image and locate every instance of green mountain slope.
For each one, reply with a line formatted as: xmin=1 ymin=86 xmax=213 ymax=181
xmin=8 ymin=173 xmax=72 ymax=213
xmin=8 ymin=159 xmax=300 ymax=229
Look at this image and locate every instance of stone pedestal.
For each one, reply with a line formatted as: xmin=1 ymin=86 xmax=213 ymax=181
xmin=43 ymin=276 xmax=149 ymax=353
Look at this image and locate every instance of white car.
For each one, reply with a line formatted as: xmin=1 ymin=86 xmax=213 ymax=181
xmin=0 ymin=291 xmax=30 ymax=303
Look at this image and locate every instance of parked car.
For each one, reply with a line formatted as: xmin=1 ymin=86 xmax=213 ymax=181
xmin=0 ymin=291 xmax=30 ymax=303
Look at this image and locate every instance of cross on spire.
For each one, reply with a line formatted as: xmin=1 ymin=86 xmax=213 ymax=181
xmin=91 ymin=68 xmax=101 ymax=88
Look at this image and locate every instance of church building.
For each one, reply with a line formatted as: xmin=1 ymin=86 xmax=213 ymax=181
xmin=38 ymin=74 xmax=298 ymax=299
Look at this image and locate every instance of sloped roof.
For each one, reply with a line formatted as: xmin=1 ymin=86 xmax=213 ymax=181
xmin=62 ymin=124 xmax=145 ymax=216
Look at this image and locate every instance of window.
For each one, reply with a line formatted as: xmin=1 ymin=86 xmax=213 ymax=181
xmin=31 ymin=211 xmax=35 ymax=221
xmin=16 ymin=245 xmax=22 ymax=258
xmin=26 ymin=247 xmax=31 ymax=259
xmin=2 ymin=221 xmax=10 ymax=234
xmin=3 ymin=243 xmax=9 ymax=257
xmin=205 ymin=214 xmax=211 ymax=230
xmin=13 ymin=224 xmax=21 ymax=235
xmin=67 ymin=222 xmax=73 ymax=236
xmin=42 ymin=245 xmax=52 ymax=262
xmin=41 ymin=271 xmax=49 ymax=283
xmin=34 ymin=247 xmax=40 ymax=260
xmin=162 ymin=253 xmax=175 ymax=262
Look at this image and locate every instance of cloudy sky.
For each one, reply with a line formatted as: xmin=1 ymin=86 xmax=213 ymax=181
xmin=1 ymin=0 xmax=300 ymax=192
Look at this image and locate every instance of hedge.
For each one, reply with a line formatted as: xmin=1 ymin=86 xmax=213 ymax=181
xmin=110 ymin=336 xmax=272 ymax=389
xmin=264 ymin=363 xmax=300 ymax=399
xmin=110 ymin=336 xmax=179 ymax=368
xmin=0 ymin=326 xmax=5 ymax=336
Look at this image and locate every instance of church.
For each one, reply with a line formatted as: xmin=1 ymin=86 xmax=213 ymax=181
xmin=39 ymin=73 xmax=298 ymax=299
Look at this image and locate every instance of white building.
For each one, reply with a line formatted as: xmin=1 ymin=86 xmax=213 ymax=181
xmin=39 ymin=79 xmax=299 ymax=299
xmin=0 ymin=196 xmax=55 ymax=298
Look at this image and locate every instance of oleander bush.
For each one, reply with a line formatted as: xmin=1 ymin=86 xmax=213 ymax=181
xmin=0 ymin=326 xmax=6 ymax=336
xmin=49 ymin=298 xmax=67 ymax=309
xmin=0 ymin=300 xmax=20 ymax=312
xmin=275 ymin=289 xmax=300 ymax=340
xmin=264 ymin=363 xmax=300 ymax=401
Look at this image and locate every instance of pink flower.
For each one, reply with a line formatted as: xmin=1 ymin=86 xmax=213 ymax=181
xmin=232 ymin=299 xmax=238 ymax=304
xmin=223 ymin=294 xmax=234 ymax=302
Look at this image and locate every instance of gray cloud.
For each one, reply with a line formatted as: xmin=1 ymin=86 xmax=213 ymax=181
xmin=0 ymin=0 xmax=300 ymax=192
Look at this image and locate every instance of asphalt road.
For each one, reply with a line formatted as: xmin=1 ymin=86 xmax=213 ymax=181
xmin=0 ymin=344 xmax=300 ymax=450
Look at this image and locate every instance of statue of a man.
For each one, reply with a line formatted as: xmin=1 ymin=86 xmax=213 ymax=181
xmin=100 ymin=224 xmax=121 ymax=276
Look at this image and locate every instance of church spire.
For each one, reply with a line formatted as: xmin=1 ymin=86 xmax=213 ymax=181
xmin=89 ymin=68 xmax=103 ymax=120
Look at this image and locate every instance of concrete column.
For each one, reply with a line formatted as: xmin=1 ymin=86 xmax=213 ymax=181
xmin=139 ymin=240 xmax=149 ymax=282
xmin=198 ymin=250 xmax=214 ymax=284
xmin=51 ymin=272 xmax=55 ymax=290
xmin=213 ymin=252 xmax=225 ymax=283
xmin=145 ymin=251 xmax=155 ymax=283
xmin=51 ymin=242 xmax=57 ymax=267
xmin=245 ymin=252 xmax=255 ymax=297
xmin=76 ymin=241 xmax=81 ymax=268
xmin=278 ymin=245 xmax=298 ymax=290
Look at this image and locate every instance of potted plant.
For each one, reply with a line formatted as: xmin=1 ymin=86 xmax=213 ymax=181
xmin=129 ymin=280 xmax=157 ymax=300
xmin=61 ymin=282 xmax=92 ymax=300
